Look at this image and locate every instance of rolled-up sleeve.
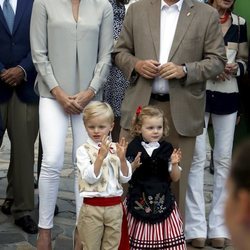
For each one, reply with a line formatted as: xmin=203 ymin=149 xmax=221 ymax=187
xmin=30 ymin=0 xmax=59 ymax=91
xmin=119 ymin=161 xmax=132 ymax=183
xmin=76 ymin=146 xmax=102 ymax=184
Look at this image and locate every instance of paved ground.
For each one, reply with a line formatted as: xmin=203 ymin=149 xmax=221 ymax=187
xmin=0 ymin=128 xmax=234 ymax=249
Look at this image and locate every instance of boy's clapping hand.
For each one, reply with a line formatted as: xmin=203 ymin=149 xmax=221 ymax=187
xmin=98 ymin=135 xmax=112 ymax=159
xmin=116 ymin=137 xmax=128 ymax=161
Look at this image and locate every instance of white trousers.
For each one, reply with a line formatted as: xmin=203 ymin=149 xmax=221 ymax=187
xmin=185 ymin=112 xmax=237 ymax=240
xmin=38 ymin=97 xmax=87 ymax=229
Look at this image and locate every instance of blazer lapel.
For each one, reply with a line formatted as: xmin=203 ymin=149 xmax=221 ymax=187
xmin=12 ymin=0 xmax=26 ymax=35
xmin=0 ymin=7 xmax=11 ymax=34
xmin=148 ymin=0 xmax=161 ymax=60
xmin=168 ymin=0 xmax=195 ymax=61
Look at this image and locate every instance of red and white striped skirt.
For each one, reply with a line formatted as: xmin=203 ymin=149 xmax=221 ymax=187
xmin=125 ymin=202 xmax=186 ymax=249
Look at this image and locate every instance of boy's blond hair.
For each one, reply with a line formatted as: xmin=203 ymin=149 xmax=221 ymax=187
xmin=130 ymin=105 xmax=169 ymax=137
xmin=83 ymin=101 xmax=114 ymax=124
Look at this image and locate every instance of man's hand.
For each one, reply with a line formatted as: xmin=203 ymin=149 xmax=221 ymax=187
xmin=51 ymin=86 xmax=83 ymax=114
xmin=135 ymin=60 xmax=160 ymax=79
xmin=159 ymin=62 xmax=186 ymax=80
xmin=0 ymin=67 xmax=25 ymax=86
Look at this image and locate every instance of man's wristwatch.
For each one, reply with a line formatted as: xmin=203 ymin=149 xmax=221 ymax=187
xmin=182 ymin=65 xmax=187 ymax=75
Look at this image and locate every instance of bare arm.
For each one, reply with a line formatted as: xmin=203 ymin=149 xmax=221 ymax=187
xmin=116 ymin=137 xmax=129 ymax=177
xmin=169 ymin=148 xmax=182 ymax=182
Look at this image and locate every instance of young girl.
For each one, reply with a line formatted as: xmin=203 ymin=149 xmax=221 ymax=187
xmin=76 ymin=101 xmax=132 ymax=249
xmin=125 ymin=105 xmax=186 ymax=249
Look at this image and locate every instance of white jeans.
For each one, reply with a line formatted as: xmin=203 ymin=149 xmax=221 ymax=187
xmin=38 ymin=97 xmax=87 ymax=229
xmin=185 ymin=112 xmax=237 ymax=240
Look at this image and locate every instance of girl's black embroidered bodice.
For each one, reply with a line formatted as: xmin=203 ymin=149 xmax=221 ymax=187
xmin=126 ymin=136 xmax=176 ymax=224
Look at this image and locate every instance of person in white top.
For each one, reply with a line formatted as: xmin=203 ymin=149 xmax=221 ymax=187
xmin=76 ymin=101 xmax=132 ymax=249
xmin=30 ymin=1 xmax=113 ymax=248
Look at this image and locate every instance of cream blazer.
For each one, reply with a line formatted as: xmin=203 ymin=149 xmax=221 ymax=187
xmin=30 ymin=0 xmax=114 ymax=98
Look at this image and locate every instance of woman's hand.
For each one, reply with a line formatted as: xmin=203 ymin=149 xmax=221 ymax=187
xmin=225 ymin=63 xmax=238 ymax=76
xmin=216 ymin=63 xmax=238 ymax=81
xmin=51 ymin=86 xmax=83 ymax=114
xmin=71 ymin=89 xmax=95 ymax=109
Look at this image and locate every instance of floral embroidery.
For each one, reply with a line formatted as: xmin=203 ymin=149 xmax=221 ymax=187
xmin=134 ymin=192 xmax=166 ymax=214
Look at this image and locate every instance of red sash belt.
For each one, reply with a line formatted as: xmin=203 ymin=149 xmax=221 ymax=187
xmin=84 ymin=196 xmax=129 ymax=250
xmin=84 ymin=196 xmax=121 ymax=206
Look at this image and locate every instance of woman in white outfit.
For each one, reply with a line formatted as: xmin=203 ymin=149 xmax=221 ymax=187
xmin=30 ymin=0 xmax=113 ymax=249
xmin=185 ymin=0 xmax=248 ymax=248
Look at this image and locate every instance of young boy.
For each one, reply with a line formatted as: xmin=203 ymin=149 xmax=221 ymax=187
xmin=76 ymin=101 xmax=132 ymax=249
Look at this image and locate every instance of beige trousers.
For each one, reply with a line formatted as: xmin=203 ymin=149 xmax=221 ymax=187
xmin=77 ymin=204 xmax=123 ymax=250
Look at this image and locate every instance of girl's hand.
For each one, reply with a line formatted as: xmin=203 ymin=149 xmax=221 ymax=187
xmin=98 ymin=135 xmax=111 ymax=160
xmin=116 ymin=137 xmax=128 ymax=161
xmin=170 ymin=148 xmax=182 ymax=182
xmin=171 ymin=148 xmax=182 ymax=165
xmin=131 ymin=152 xmax=142 ymax=170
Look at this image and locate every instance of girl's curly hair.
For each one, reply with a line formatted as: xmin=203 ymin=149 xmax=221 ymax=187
xmin=130 ymin=105 xmax=169 ymax=138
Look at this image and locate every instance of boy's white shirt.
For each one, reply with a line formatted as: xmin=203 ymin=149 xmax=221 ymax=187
xmin=77 ymin=138 xmax=132 ymax=198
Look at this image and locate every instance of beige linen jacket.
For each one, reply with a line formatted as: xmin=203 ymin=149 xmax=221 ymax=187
xmin=30 ymin=0 xmax=113 ymax=99
xmin=114 ymin=0 xmax=227 ymax=136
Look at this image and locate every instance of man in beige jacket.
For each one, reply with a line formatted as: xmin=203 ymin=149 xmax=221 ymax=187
xmin=114 ymin=0 xmax=226 ymax=221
